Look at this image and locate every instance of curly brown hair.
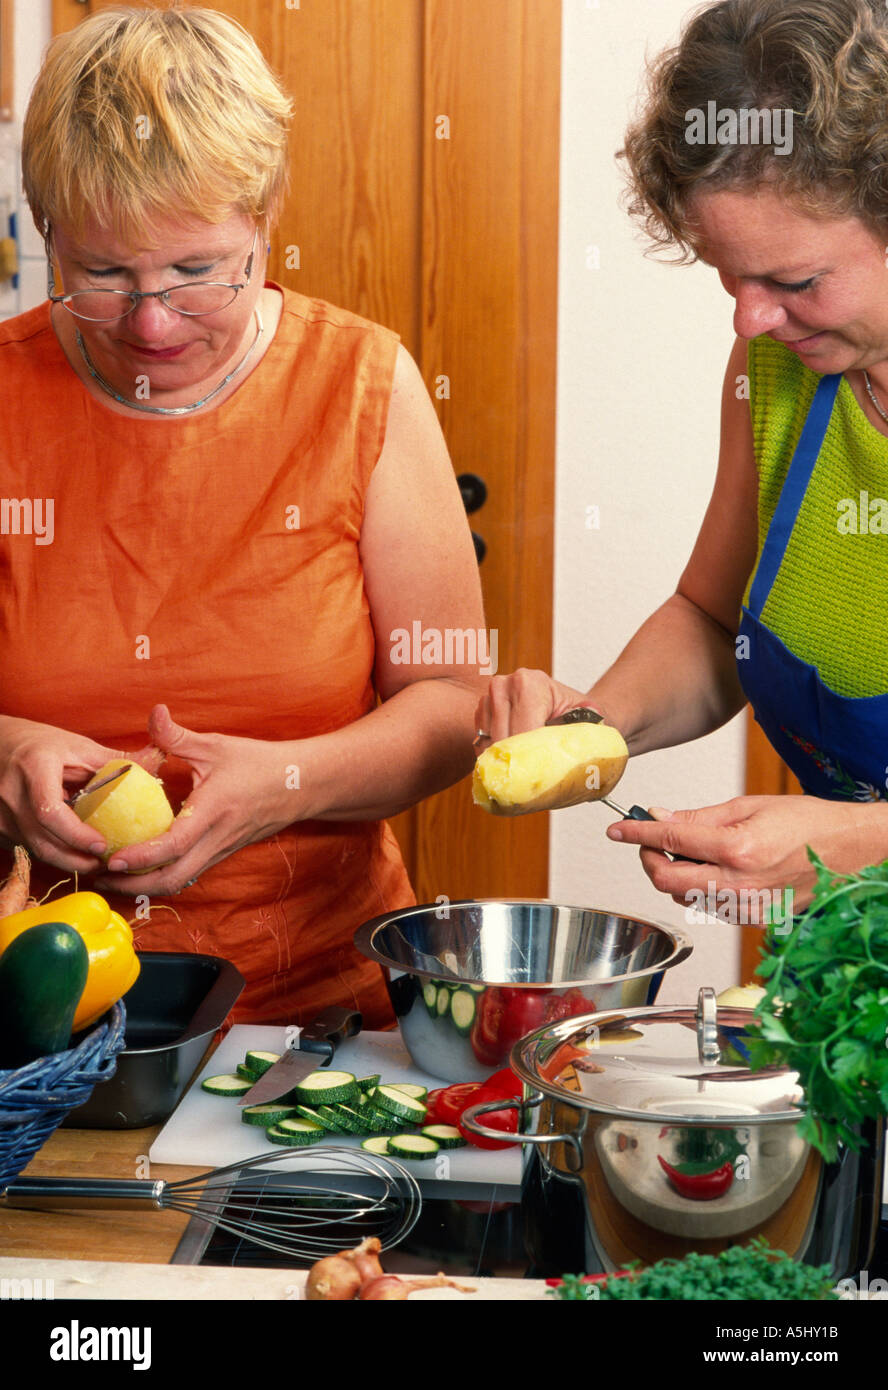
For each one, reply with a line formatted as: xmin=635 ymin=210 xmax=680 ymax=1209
xmin=619 ymin=0 xmax=888 ymax=262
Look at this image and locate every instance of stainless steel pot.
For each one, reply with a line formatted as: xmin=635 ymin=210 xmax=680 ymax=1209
xmin=354 ymin=900 xmax=692 ymax=1081
xmin=462 ymin=988 xmax=884 ymax=1281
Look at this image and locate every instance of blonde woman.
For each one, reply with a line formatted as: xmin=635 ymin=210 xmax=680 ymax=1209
xmin=0 ymin=7 xmax=486 ymax=1025
xmin=477 ymin=0 xmax=888 ymax=911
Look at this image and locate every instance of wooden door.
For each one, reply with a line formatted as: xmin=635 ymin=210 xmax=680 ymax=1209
xmin=52 ymin=0 xmax=561 ymax=903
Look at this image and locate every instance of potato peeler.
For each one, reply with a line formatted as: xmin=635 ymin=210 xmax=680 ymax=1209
xmin=545 ymin=709 xmax=700 ymax=864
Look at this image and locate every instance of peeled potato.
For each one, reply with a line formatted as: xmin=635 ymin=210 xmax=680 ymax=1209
xmin=473 ymin=722 xmax=628 ymax=815
xmin=73 ymin=758 xmax=174 ymax=857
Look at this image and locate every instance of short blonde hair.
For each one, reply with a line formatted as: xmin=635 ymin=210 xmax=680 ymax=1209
xmin=22 ymin=5 xmax=292 ymax=245
xmin=620 ymin=0 xmax=888 ymax=263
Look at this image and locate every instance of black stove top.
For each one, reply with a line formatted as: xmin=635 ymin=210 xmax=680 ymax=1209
xmin=172 ymin=1173 xmax=531 ymax=1278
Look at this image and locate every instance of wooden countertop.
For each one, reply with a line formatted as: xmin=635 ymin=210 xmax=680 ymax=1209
xmin=0 ymin=1121 xmax=208 ymax=1265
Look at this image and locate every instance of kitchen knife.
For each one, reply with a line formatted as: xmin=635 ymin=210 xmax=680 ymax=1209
xmin=546 ymin=710 xmax=701 ymax=864
xmin=237 ymin=1005 xmax=362 ymax=1105
xmin=63 ymin=764 xmax=133 ymax=807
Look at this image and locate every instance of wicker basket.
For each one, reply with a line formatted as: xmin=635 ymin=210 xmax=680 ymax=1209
xmin=0 ymin=1002 xmax=126 ymax=1193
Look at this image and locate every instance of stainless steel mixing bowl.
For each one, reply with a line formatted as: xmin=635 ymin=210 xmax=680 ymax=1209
xmin=354 ymin=900 xmax=692 ymax=1081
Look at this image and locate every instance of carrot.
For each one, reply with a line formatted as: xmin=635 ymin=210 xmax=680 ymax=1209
xmin=0 ymin=845 xmax=31 ymax=920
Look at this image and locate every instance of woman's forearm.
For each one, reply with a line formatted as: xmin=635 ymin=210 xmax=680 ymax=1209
xmin=587 ymin=592 xmax=747 ymax=755
xmin=287 ymin=676 xmax=483 ymax=822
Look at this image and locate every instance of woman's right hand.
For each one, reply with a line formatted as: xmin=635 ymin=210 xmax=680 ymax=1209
xmin=0 ymin=716 xmax=159 ymax=873
xmin=473 ymin=670 xmax=604 ymax=749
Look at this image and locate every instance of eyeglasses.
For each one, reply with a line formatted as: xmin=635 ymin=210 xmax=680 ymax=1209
xmin=46 ymin=228 xmax=258 ymax=321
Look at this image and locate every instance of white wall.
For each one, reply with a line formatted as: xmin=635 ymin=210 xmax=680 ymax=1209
xmin=552 ymin=0 xmax=747 ymax=1001
xmin=0 ymin=0 xmax=51 ymax=321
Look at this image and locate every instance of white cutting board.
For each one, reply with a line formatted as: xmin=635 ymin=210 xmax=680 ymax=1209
xmin=150 ymin=1026 xmax=522 ymax=1186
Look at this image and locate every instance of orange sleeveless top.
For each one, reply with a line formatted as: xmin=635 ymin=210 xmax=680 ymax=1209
xmin=0 ymin=285 xmax=414 ymax=1027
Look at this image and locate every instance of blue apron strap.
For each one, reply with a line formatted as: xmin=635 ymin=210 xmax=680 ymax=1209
xmin=747 ymin=372 xmax=842 ymax=618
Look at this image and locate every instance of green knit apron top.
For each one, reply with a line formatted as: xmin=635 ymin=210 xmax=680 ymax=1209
xmin=746 ymin=334 xmax=888 ymax=698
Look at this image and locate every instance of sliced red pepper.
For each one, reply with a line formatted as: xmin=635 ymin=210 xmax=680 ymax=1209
xmin=470 ymin=986 xmax=595 ymax=1067
xmin=422 ymin=1073 xmax=523 ymax=1149
xmin=657 ymin=1154 xmax=734 ymax=1200
xmin=432 ymin=1082 xmax=486 ymax=1127
xmin=457 ymin=1090 xmax=519 ymax=1150
xmin=423 ymin=1087 xmax=450 ymax=1126
xmin=470 ymin=987 xmax=550 ymax=1067
xmin=542 ymin=987 xmax=594 ymax=1025
xmin=458 ymin=1071 xmax=524 ymax=1151
xmin=477 ymin=1067 xmax=522 ymax=1099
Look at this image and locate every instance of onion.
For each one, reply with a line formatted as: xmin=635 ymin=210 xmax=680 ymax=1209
xmin=359 ymin=1275 xmax=410 ymax=1301
xmin=305 ymin=1255 xmax=363 ymax=1301
xmin=349 ymin=1236 xmax=384 ymax=1284
xmin=359 ymin=1272 xmax=476 ymax=1301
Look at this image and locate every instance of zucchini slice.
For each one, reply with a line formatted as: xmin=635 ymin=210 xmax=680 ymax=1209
xmin=421 ymin=1124 xmax=467 ymax=1149
xmin=388 ymin=1082 xmax=428 ymax=1102
xmin=236 ymin=1062 xmax=258 ymax=1081
xmin=423 ymin=981 xmax=439 ymax=1017
xmin=245 ymin=1050 xmax=281 ymax=1076
xmin=241 ymin=1103 xmax=298 ymax=1127
xmin=292 ymin=1103 xmax=335 ymax=1130
xmin=435 ymin=987 xmax=452 ymax=1019
xmin=292 ymin=1069 xmax=359 ymax=1105
xmin=363 ymin=1103 xmax=397 ymax=1132
xmin=266 ymin=1119 xmax=325 ymax=1147
xmin=201 ymin=1073 xmax=254 ymax=1097
xmin=357 ymin=1074 xmax=381 ymax=1093
xmin=449 ymin=989 xmax=477 ymax=1036
xmin=361 ymin=1135 xmax=392 ymax=1155
xmin=372 ymin=1085 xmax=428 ymax=1124
xmin=315 ymin=1105 xmax=349 ymax=1133
xmin=328 ymin=1104 xmax=368 ymax=1135
xmin=388 ymin=1133 xmax=440 ymax=1160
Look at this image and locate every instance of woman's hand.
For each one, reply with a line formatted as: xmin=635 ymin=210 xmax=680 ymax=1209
xmin=473 ymin=670 xmax=604 ymax=748
xmin=94 ymin=704 xmax=302 ymax=896
xmin=605 ymin=794 xmax=888 ymax=919
xmin=0 ymin=715 xmax=162 ymax=873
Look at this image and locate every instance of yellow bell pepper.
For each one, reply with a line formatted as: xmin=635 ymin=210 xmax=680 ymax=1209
xmin=0 ymin=891 xmax=140 ymax=1030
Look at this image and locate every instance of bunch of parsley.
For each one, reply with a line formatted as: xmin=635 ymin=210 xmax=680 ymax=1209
xmin=746 ymin=850 xmax=888 ymax=1162
xmin=550 ymin=1240 xmax=836 ymax=1300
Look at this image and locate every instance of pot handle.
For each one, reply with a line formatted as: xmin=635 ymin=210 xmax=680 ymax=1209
xmin=697 ymin=985 xmax=720 ymax=1066
xmin=461 ymin=1093 xmax=584 ymax=1166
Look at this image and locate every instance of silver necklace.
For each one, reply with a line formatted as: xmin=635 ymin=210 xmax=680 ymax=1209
xmin=74 ymin=307 xmax=264 ymax=417
xmin=863 ymin=370 xmax=888 ymax=426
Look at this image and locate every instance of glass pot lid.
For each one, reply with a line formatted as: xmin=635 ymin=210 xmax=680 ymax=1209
xmin=510 ymin=987 xmax=804 ymax=1125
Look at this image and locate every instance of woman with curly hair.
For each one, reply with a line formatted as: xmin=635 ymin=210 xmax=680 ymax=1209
xmin=476 ymin=0 xmax=888 ymax=911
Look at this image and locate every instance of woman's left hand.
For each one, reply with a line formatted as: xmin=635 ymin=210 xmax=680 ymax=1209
xmin=94 ymin=704 xmax=302 ymax=897
xmin=606 ymin=794 xmax=888 ymax=919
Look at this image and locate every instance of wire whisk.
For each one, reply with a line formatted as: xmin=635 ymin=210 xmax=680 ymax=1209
xmin=3 ymin=1146 xmax=422 ymax=1261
